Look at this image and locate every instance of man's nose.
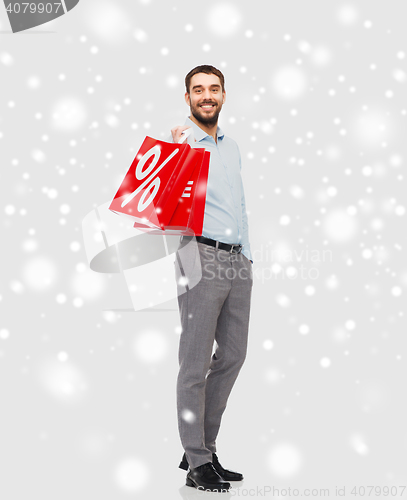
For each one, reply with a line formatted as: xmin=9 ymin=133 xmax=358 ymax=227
xmin=201 ymin=90 xmax=212 ymax=100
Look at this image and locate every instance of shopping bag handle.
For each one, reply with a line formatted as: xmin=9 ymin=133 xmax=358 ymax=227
xmin=178 ymin=127 xmax=193 ymax=144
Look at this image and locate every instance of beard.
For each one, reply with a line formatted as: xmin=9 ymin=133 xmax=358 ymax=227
xmin=190 ymin=101 xmax=222 ymax=127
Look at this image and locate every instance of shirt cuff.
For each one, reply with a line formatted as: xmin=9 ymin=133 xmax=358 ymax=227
xmin=242 ymin=247 xmax=252 ymax=263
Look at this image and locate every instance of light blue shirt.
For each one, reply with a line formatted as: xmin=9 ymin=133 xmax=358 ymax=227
xmin=168 ymin=116 xmax=252 ymax=262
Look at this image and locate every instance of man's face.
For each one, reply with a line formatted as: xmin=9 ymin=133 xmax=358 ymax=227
xmin=185 ymin=73 xmax=226 ymax=126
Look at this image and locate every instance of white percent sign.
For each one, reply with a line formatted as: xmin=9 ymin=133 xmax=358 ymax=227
xmin=121 ymin=145 xmax=180 ymax=212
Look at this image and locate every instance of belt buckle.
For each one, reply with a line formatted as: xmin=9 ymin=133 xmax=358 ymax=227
xmin=229 ymin=244 xmax=242 ymax=254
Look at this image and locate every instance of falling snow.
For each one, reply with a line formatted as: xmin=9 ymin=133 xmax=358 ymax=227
xmin=0 ymin=1 xmax=406 ymax=498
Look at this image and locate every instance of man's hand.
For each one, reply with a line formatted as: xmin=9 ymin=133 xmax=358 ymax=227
xmin=171 ymin=125 xmax=192 ymax=144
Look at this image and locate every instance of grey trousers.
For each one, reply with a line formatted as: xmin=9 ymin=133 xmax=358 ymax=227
xmin=174 ymin=237 xmax=253 ymax=470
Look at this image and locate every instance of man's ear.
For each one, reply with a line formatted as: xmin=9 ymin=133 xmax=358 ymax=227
xmin=185 ymin=92 xmax=190 ymax=106
xmin=222 ymin=91 xmax=226 ymax=103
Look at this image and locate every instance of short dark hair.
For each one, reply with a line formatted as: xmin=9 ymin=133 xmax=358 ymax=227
xmin=185 ymin=65 xmax=225 ymax=94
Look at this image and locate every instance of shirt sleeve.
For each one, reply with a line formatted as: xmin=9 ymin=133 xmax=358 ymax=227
xmin=238 ymin=146 xmax=253 ymax=263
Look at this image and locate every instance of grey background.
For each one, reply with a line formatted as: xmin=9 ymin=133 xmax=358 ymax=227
xmin=0 ymin=1 xmax=406 ymax=498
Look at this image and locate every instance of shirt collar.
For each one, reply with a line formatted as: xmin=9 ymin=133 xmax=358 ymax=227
xmin=184 ymin=116 xmax=225 ymax=142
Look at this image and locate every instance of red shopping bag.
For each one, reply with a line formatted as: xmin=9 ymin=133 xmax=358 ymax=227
xmin=164 ymin=149 xmax=210 ymax=235
xmin=109 ymin=136 xmax=209 ymax=235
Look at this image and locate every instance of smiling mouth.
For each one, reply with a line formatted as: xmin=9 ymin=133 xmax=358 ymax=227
xmin=200 ymin=104 xmax=215 ymax=110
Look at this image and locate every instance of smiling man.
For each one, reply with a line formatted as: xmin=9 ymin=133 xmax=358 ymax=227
xmin=187 ymin=73 xmax=223 ymax=127
xmin=170 ymin=65 xmax=253 ymax=493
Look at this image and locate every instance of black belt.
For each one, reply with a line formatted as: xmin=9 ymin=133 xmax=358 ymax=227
xmin=181 ymin=235 xmax=243 ymax=254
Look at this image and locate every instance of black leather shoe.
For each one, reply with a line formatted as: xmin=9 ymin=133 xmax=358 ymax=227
xmin=179 ymin=452 xmax=244 ymax=481
xmin=179 ymin=452 xmax=189 ymax=471
xmin=186 ymin=462 xmax=230 ymax=492
xmin=212 ymin=452 xmax=244 ymax=481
